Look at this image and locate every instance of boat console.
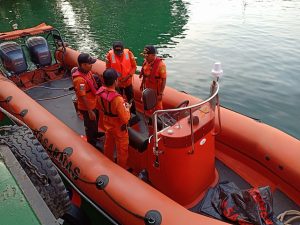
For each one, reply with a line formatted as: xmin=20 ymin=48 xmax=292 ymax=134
xmin=128 ymin=82 xmax=220 ymax=207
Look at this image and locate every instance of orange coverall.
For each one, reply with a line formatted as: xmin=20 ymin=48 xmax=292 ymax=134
xmin=97 ymin=87 xmax=131 ymax=169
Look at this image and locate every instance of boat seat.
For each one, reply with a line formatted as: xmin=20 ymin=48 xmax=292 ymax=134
xmin=142 ymin=88 xmax=157 ymax=111
xmin=141 ymin=88 xmax=166 ymax=131
xmin=128 ymin=127 xmax=148 ymax=153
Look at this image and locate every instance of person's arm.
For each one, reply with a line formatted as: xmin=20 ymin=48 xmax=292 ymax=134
xmin=115 ymin=97 xmax=131 ymax=125
xmin=80 ymin=96 xmax=96 ymax=120
xmin=139 ymin=62 xmax=146 ymax=91
xmin=140 ymin=76 xmax=145 ymax=91
xmin=157 ymin=62 xmax=167 ymax=101
xmin=74 ymin=79 xmax=96 ymax=120
xmin=105 ymin=52 xmax=111 ymax=69
xmin=129 ymin=51 xmax=137 ymax=75
xmin=159 ymin=79 xmax=166 ymax=95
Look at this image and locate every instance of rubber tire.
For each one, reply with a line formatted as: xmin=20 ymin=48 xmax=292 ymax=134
xmin=62 ymin=203 xmax=91 ymax=225
xmin=1 ymin=125 xmax=71 ymax=219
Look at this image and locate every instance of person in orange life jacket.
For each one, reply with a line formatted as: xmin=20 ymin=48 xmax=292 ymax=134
xmin=72 ymin=53 xmax=100 ymax=148
xmin=106 ymin=41 xmax=137 ymax=114
xmin=96 ymin=68 xmax=131 ymax=169
xmin=139 ymin=45 xmax=167 ymax=111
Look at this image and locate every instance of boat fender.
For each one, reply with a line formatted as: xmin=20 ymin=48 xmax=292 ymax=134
xmin=144 ymin=210 xmax=162 ymax=225
xmin=96 ymin=175 xmax=109 ymax=190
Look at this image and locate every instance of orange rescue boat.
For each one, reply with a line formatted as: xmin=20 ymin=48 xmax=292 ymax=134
xmin=0 ymin=23 xmax=299 ymax=225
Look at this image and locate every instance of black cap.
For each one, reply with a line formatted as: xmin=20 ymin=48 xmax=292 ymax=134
xmin=103 ymin=68 xmax=120 ymax=86
xmin=113 ymin=41 xmax=124 ymax=55
xmin=143 ymin=45 xmax=157 ymax=55
xmin=78 ymin=53 xmax=97 ymax=65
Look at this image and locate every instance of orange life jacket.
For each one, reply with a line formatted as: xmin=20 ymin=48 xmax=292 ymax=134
xmin=140 ymin=57 xmax=163 ymax=94
xmin=108 ymin=49 xmax=132 ymax=87
xmin=108 ymin=49 xmax=132 ymax=76
xmin=72 ymin=67 xmax=98 ymax=95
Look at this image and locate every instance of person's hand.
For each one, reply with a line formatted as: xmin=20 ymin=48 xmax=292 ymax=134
xmin=120 ymin=75 xmax=131 ymax=82
xmin=88 ymin=110 xmax=96 ymax=120
xmin=125 ymin=102 xmax=132 ymax=109
xmin=120 ymin=76 xmax=127 ymax=82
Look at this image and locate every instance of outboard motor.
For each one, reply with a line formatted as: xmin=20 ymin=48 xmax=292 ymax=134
xmin=0 ymin=41 xmax=27 ymax=75
xmin=26 ymin=36 xmax=51 ymax=67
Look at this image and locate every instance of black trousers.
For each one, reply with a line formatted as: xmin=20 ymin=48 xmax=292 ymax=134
xmin=80 ymin=109 xmax=99 ymax=148
xmin=118 ymin=84 xmax=136 ymax=114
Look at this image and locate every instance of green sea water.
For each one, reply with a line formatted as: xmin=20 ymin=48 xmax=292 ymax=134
xmin=1 ymin=0 xmax=299 ymax=139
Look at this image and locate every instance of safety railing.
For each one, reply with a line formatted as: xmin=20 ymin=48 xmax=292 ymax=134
xmin=151 ymin=81 xmax=219 ymax=167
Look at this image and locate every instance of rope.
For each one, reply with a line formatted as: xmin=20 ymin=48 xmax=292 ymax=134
xmin=102 ymin=189 xmax=146 ymax=220
xmin=0 ymin=106 xmax=28 ymax=126
xmin=74 ymin=174 xmax=146 ymax=220
xmin=277 ymin=210 xmax=300 ymax=225
xmin=34 ymin=92 xmax=74 ymax=101
xmin=25 ymin=86 xmax=70 ymax=91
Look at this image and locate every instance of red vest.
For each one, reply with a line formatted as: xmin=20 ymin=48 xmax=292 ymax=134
xmin=141 ymin=57 xmax=162 ymax=81
xmin=96 ymin=86 xmax=120 ymax=117
xmin=140 ymin=57 xmax=163 ymax=93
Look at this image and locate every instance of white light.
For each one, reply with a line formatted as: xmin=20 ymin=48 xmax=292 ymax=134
xmin=211 ymin=62 xmax=223 ymax=80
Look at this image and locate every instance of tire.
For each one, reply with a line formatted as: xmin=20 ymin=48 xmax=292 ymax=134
xmin=0 ymin=125 xmax=71 ymax=219
xmin=62 ymin=203 xmax=91 ymax=225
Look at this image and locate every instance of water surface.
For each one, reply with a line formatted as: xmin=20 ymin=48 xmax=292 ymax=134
xmin=0 ymin=0 xmax=299 ymax=139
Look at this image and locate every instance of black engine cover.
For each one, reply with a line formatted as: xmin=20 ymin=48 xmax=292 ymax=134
xmin=0 ymin=41 xmax=27 ymax=75
xmin=26 ymin=36 xmax=51 ymax=67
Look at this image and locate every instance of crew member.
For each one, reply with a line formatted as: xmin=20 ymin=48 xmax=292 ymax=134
xmin=96 ymin=68 xmax=131 ymax=169
xmin=72 ymin=53 xmax=99 ymax=148
xmin=140 ymin=45 xmax=167 ymax=110
xmin=106 ymin=41 xmax=137 ymax=114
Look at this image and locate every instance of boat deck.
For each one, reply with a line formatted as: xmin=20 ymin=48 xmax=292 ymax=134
xmin=26 ymin=78 xmax=300 ymax=223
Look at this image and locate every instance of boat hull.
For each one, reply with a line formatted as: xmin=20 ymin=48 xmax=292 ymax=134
xmin=0 ymin=47 xmax=299 ymax=224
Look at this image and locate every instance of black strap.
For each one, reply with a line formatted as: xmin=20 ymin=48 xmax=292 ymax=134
xmin=100 ymin=95 xmax=118 ymax=117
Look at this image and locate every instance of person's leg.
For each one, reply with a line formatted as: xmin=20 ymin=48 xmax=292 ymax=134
xmin=125 ymin=85 xmax=136 ymax=114
xmin=115 ymin=130 xmax=129 ymax=169
xmin=95 ymin=109 xmax=105 ymax=138
xmin=80 ymin=109 xmax=98 ymax=148
xmin=104 ymin=131 xmax=115 ymax=162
